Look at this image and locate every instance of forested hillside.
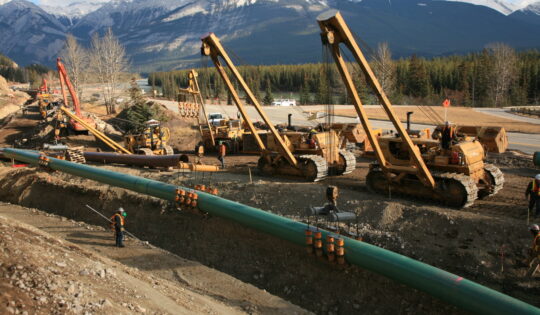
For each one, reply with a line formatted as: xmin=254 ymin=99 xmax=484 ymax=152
xmin=0 ymin=53 xmax=50 ymax=87
xmin=150 ymin=46 xmax=540 ymax=107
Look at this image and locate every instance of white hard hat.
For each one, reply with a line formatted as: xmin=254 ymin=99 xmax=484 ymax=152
xmin=530 ymin=224 xmax=540 ymax=232
xmin=535 ymin=174 xmax=540 ymax=180
xmin=118 ymin=207 xmax=124 ymax=212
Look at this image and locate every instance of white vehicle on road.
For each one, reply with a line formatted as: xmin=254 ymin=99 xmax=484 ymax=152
xmin=208 ymin=113 xmax=226 ymax=126
xmin=271 ymin=99 xmax=296 ymax=106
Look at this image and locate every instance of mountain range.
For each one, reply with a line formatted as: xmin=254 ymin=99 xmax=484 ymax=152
xmin=0 ymin=0 xmax=539 ymax=72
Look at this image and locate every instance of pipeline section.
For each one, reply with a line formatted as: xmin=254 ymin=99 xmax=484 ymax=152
xmin=534 ymin=152 xmax=540 ymax=167
xmin=83 ymin=151 xmax=187 ymax=168
xmin=2 ymin=147 xmax=539 ymax=315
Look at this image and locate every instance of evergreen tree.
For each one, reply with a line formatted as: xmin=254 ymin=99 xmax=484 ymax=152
xmin=299 ymin=79 xmax=311 ymax=105
xmin=125 ymin=79 xmax=167 ymax=133
xmin=263 ymin=79 xmax=274 ymax=105
xmin=406 ymin=55 xmax=430 ymax=98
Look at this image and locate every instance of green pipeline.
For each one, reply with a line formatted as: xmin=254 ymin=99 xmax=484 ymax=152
xmin=534 ymin=152 xmax=540 ymax=167
xmin=3 ymin=148 xmax=539 ymax=314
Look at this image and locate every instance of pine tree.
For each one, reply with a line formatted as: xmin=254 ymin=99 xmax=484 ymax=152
xmin=406 ymin=55 xmax=430 ymax=98
xmin=299 ymin=79 xmax=311 ymax=105
xmin=263 ymin=79 xmax=274 ymax=105
xmin=125 ymin=79 xmax=167 ymax=133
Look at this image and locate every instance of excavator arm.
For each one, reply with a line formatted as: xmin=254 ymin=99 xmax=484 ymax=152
xmin=57 ymin=58 xmax=82 ymax=117
xmin=200 ymin=33 xmax=298 ymax=167
xmin=317 ymin=11 xmax=435 ymax=188
xmin=56 ymin=57 xmax=95 ymax=132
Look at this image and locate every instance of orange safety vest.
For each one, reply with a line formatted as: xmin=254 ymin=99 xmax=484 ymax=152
xmin=218 ymin=144 xmax=226 ymax=156
xmin=533 ymin=234 xmax=540 ymax=253
xmin=110 ymin=213 xmax=125 ymax=230
xmin=532 ymin=180 xmax=540 ymax=196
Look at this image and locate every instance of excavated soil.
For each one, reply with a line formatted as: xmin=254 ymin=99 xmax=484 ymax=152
xmin=0 ymin=159 xmax=538 ymax=313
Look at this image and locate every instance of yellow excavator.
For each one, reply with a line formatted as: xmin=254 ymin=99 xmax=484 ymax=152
xmin=201 ymin=33 xmax=355 ymax=181
xmin=317 ymin=11 xmax=503 ymax=207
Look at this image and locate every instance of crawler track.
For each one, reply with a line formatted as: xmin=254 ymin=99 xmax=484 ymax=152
xmin=484 ymin=163 xmax=504 ymax=196
xmin=298 ymin=154 xmax=328 ymax=182
xmin=366 ymin=166 xmax=479 ymax=208
xmin=338 ymin=150 xmax=356 ymax=175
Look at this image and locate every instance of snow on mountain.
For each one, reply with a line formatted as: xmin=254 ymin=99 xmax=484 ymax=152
xmin=519 ymin=0 xmax=540 ymax=14
xmin=40 ymin=1 xmax=110 ymax=18
xmin=445 ymin=0 xmax=518 ymax=14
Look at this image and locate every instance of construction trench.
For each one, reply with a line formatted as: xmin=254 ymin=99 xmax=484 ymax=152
xmin=1 ymin=148 xmax=539 ymax=314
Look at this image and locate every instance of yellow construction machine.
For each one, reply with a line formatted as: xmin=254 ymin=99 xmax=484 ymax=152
xmin=318 ymin=11 xmax=503 ymax=207
xmin=178 ymin=70 xmax=245 ymax=153
xmin=201 ymin=33 xmax=355 ymax=181
xmin=37 ymin=77 xmax=53 ymax=119
xmin=432 ymin=125 xmax=508 ymax=153
xmin=124 ymin=119 xmax=174 ymax=155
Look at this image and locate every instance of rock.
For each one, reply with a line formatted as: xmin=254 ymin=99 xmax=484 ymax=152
xmin=67 ymin=284 xmax=76 ymax=294
xmin=98 ymin=270 xmax=106 ymax=278
xmin=55 ymin=261 xmax=67 ymax=268
xmin=135 ymin=305 xmax=146 ymax=313
xmin=101 ymin=299 xmax=113 ymax=308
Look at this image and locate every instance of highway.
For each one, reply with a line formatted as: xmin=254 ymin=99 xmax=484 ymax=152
xmin=154 ymin=99 xmax=540 ymax=154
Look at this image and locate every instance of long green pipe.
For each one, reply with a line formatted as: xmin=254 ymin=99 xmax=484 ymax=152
xmin=3 ymin=148 xmax=539 ymax=314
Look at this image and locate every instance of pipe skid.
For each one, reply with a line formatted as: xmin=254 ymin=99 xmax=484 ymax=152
xmin=2 ymin=148 xmax=539 ymax=315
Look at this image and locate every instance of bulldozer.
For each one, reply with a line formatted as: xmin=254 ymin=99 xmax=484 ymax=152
xmin=124 ymin=119 xmax=174 ymax=155
xmin=318 ymin=11 xmax=503 ymax=207
xmin=201 ymin=33 xmax=355 ymax=181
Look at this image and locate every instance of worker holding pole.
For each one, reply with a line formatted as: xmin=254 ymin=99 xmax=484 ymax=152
xmin=110 ymin=208 xmax=126 ymax=247
xmin=525 ymin=174 xmax=540 ymax=219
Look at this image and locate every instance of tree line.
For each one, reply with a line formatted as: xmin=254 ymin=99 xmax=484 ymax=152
xmin=0 ymin=53 xmax=50 ymax=88
xmin=150 ymin=43 xmax=540 ymax=107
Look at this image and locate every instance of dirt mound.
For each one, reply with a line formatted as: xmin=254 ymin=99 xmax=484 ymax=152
xmin=161 ymin=109 xmax=200 ymax=152
xmin=0 ymin=212 xmax=207 ymax=314
xmin=0 ymin=75 xmax=8 ymax=93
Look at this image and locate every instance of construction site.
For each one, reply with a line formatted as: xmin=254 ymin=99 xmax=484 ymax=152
xmin=1 ymin=11 xmax=540 ymax=315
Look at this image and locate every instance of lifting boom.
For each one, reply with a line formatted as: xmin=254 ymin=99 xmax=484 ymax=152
xmin=178 ymin=70 xmax=216 ymax=147
xmin=317 ymin=11 xmax=435 ymax=188
xmin=200 ymin=33 xmax=298 ymax=167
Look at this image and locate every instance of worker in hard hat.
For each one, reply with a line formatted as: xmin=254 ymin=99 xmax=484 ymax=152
xmin=525 ymin=174 xmax=540 ymax=219
xmin=110 ymin=207 xmax=125 ymax=248
xmin=441 ymin=121 xmax=456 ymax=150
xmin=527 ymin=224 xmax=540 ymax=277
xmin=217 ymin=141 xmax=226 ymax=169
